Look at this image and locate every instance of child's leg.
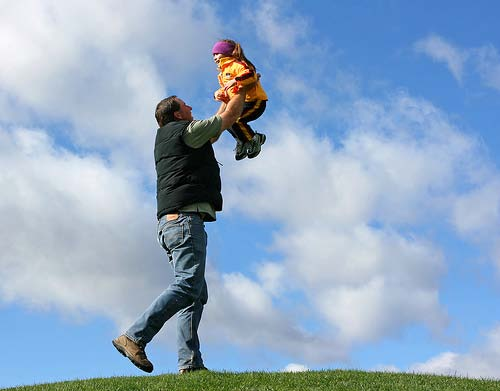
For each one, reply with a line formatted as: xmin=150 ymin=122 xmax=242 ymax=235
xmin=230 ymin=100 xmax=267 ymax=142
xmin=230 ymin=121 xmax=255 ymax=142
xmin=242 ymin=101 xmax=266 ymax=159
xmin=240 ymin=100 xmax=266 ymax=124
xmin=227 ymin=128 xmax=242 ymax=142
xmin=227 ymin=123 xmax=250 ymax=161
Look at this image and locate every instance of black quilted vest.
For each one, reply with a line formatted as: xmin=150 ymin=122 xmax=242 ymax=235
xmin=154 ymin=120 xmax=222 ymax=220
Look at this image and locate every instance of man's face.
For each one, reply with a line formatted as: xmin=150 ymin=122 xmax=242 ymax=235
xmin=174 ymin=98 xmax=193 ymax=121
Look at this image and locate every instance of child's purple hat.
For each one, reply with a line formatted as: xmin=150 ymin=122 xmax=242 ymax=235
xmin=212 ymin=40 xmax=235 ymax=55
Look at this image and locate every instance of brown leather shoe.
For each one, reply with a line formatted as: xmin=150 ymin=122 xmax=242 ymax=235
xmin=112 ymin=335 xmax=153 ymax=373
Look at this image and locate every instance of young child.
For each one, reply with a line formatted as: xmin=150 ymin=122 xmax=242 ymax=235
xmin=212 ymin=39 xmax=268 ymax=160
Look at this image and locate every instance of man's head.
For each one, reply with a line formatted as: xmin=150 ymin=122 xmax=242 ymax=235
xmin=155 ymin=96 xmax=193 ymax=127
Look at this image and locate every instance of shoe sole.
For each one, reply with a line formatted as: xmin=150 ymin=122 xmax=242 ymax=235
xmin=248 ymin=134 xmax=266 ymax=159
xmin=112 ymin=340 xmax=153 ymax=373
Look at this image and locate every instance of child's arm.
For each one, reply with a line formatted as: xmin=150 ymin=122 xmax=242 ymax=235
xmin=229 ymin=62 xmax=258 ymax=93
xmin=215 ymin=70 xmax=230 ymax=102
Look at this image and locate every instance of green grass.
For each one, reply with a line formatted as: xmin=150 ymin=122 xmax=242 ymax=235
xmin=3 ymin=370 xmax=500 ymax=391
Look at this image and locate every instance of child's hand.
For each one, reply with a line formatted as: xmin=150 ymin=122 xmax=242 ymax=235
xmin=223 ymin=79 xmax=237 ymax=90
xmin=214 ymin=89 xmax=230 ymax=103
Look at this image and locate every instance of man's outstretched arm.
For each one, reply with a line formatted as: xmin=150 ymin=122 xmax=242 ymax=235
xmin=209 ymin=102 xmax=228 ymax=143
xmin=219 ymin=89 xmax=245 ymax=129
xmin=212 ymin=87 xmax=249 ymax=141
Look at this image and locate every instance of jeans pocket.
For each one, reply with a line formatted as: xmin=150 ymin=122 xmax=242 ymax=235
xmin=159 ymin=217 xmax=186 ymax=250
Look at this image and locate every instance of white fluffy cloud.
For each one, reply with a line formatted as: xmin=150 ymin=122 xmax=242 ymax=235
xmin=414 ymin=34 xmax=468 ymax=83
xmin=248 ymin=0 xmax=309 ymax=53
xmin=452 ymin=178 xmax=500 ymax=237
xmin=0 ymin=126 xmax=166 ymax=327
xmin=411 ymin=325 xmax=500 ymax=379
xmin=203 ymin=268 xmax=347 ymax=362
xmin=0 ymin=0 xmax=220 ymax=166
xmin=219 ymin=91 xmax=500 ymax=354
xmin=283 ymin=363 xmax=309 ymax=372
xmin=415 ymin=34 xmax=500 ymax=92
xmin=474 ymin=44 xmax=500 ymax=91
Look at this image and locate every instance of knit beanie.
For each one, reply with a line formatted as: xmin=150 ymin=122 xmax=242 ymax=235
xmin=212 ymin=41 xmax=235 ymax=56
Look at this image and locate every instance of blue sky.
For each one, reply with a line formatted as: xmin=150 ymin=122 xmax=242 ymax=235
xmin=1 ymin=0 xmax=500 ymax=388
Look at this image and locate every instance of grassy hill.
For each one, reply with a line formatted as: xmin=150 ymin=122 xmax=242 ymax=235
xmin=3 ymin=370 xmax=500 ymax=391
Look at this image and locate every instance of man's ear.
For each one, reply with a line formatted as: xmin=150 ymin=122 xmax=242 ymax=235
xmin=173 ymin=111 xmax=181 ymax=120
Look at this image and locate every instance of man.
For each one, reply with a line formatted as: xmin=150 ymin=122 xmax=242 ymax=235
xmin=112 ymin=87 xmax=248 ymax=373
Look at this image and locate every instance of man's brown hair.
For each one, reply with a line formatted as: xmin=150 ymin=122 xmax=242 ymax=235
xmin=155 ymin=95 xmax=180 ymax=127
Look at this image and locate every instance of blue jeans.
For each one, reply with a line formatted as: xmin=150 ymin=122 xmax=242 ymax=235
xmin=125 ymin=212 xmax=208 ymax=370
